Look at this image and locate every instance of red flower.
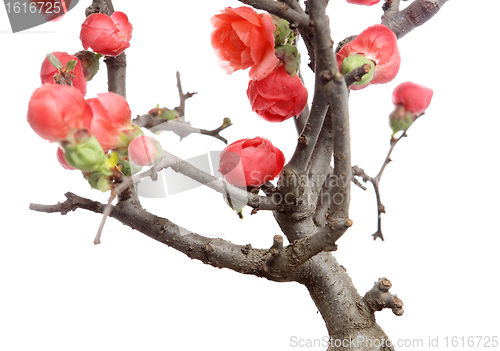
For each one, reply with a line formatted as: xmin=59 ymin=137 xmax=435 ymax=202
xmin=27 ymin=84 xmax=92 ymax=143
xmin=247 ymin=65 xmax=308 ymax=122
xmin=392 ymin=81 xmax=433 ymax=115
xmin=80 ymin=11 xmax=133 ymax=56
xmin=337 ymin=24 xmax=400 ymax=90
xmin=218 ymin=137 xmax=285 ymax=187
xmin=40 ymin=51 xmax=87 ymax=96
xmin=86 ymin=92 xmax=136 ymax=151
xmin=128 ymin=136 xmax=163 ymax=167
xmin=346 ymin=0 xmax=380 ymax=5
xmin=211 ymin=6 xmax=279 ymax=81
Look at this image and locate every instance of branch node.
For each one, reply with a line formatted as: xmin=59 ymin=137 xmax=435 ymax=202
xmin=363 ymin=277 xmax=404 ymax=316
xmin=270 ymin=235 xmax=284 ymax=256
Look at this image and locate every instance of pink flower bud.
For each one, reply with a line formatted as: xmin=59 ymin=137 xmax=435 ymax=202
xmin=389 ymin=82 xmax=433 ymax=134
xmin=346 ymin=0 xmax=380 ymax=5
xmin=80 ymin=11 xmax=133 ymax=57
xmin=128 ymin=136 xmax=163 ymax=167
xmin=86 ymin=92 xmax=138 ymax=152
xmin=392 ymin=81 xmax=433 ymax=115
xmin=40 ymin=51 xmax=87 ymax=96
xmin=27 ymin=84 xmax=92 ymax=143
xmin=247 ymin=65 xmax=308 ymax=122
xmin=211 ymin=6 xmax=279 ymax=81
xmin=337 ymin=24 xmax=400 ymax=90
xmin=218 ymin=137 xmax=285 ymax=187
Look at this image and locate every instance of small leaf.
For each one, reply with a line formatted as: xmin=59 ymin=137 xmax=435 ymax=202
xmin=47 ymin=53 xmax=63 ymax=70
xmin=65 ymin=59 xmax=77 ymax=72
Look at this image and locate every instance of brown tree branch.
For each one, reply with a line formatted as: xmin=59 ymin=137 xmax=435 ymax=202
xmin=237 ymin=0 xmax=310 ymax=30
xmin=30 ymin=192 xmax=348 ymax=282
xmin=151 ymin=152 xmax=279 ymax=211
xmin=382 ymin=0 xmax=449 ymax=39
xmin=363 ymin=278 xmax=404 ymax=316
xmin=133 ymin=114 xmax=231 ymax=144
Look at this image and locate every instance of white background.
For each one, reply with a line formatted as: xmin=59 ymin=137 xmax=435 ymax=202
xmin=1 ymin=1 xmax=499 ymax=350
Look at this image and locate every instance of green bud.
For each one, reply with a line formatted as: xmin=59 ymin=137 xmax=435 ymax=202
xmin=389 ymin=105 xmax=415 ymax=135
xmin=84 ymin=171 xmax=111 ymax=192
xmin=341 ymin=54 xmax=375 ymax=86
xmin=119 ymin=125 xmax=144 ymax=149
xmin=74 ymin=50 xmax=101 ymax=81
xmin=96 ymin=176 xmax=111 ymax=192
xmin=63 ymin=134 xmax=106 ymax=172
xmin=158 ymin=108 xmax=179 ymax=120
xmin=275 ymin=44 xmax=300 ymax=76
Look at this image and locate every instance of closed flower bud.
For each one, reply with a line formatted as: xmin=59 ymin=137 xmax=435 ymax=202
xmin=80 ymin=11 xmax=133 ymax=57
xmin=218 ymin=137 xmax=285 ymax=187
xmin=390 ymin=81 xmax=433 ymax=134
xmin=392 ymin=81 xmax=433 ymax=115
xmin=211 ymin=6 xmax=279 ymax=81
xmin=337 ymin=24 xmax=400 ymax=90
xmin=40 ymin=51 xmax=87 ymax=96
xmin=247 ymin=65 xmax=308 ymax=122
xmin=27 ymin=84 xmax=92 ymax=143
xmin=128 ymin=136 xmax=163 ymax=167
xmin=86 ymin=92 xmax=138 ymax=152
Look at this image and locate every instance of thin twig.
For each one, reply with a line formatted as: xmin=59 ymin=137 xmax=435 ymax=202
xmin=344 ymin=63 xmax=372 ymax=87
xmin=352 ymin=132 xmax=407 ymax=240
xmin=133 ymin=114 xmax=231 ymax=144
xmin=176 ymin=71 xmax=196 ymax=118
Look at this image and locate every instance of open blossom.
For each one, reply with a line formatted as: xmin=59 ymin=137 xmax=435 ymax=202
xmin=86 ymin=92 xmax=139 ymax=151
xmin=128 ymin=136 xmax=164 ymax=167
xmin=337 ymin=24 xmax=400 ymax=90
xmin=389 ymin=82 xmax=433 ymax=134
xmin=27 ymin=84 xmax=92 ymax=143
xmin=247 ymin=65 xmax=308 ymax=122
xmin=218 ymin=137 xmax=285 ymax=187
xmin=80 ymin=11 xmax=132 ymax=56
xmin=346 ymin=0 xmax=380 ymax=5
xmin=211 ymin=6 xmax=279 ymax=81
xmin=40 ymin=51 xmax=87 ymax=96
